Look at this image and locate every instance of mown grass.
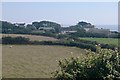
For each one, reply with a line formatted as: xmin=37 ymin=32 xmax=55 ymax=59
xmin=2 ymin=45 xmax=88 ymax=78
xmin=80 ymin=38 xmax=119 ymax=47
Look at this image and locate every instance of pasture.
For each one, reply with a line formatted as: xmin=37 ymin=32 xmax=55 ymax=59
xmin=0 ymin=34 xmax=57 ymax=41
xmin=80 ymin=38 xmax=119 ymax=47
xmin=0 ymin=44 xmax=1 ymax=79
xmin=2 ymin=45 xmax=87 ymax=78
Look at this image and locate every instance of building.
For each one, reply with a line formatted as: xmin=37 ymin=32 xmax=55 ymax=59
xmin=60 ymin=27 xmax=77 ymax=34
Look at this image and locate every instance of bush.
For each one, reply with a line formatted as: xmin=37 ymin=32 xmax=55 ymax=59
xmin=100 ymin=44 xmax=116 ymax=50
xmin=54 ymin=48 xmax=120 ymax=80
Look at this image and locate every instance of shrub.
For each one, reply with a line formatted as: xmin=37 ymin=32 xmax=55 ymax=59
xmin=54 ymin=48 xmax=120 ymax=80
xmin=100 ymin=44 xmax=116 ymax=50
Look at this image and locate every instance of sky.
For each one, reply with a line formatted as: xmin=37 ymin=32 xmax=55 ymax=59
xmin=1 ymin=0 xmax=119 ymax=2
xmin=1 ymin=2 xmax=118 ymax=25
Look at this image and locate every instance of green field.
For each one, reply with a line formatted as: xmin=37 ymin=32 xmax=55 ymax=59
xmin=2 ymin=45 xmax=88 ymax=78
xmin=80 ymin=38 xmax=119 ymax=47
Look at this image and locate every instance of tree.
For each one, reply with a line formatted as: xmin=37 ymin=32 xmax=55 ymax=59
xmin=32 ymin=21 xmax=61 ymax=33
xmin=32 ymin=22 xmax=40 ymax=29
xmin=26 ymin=24 xmax=36 ymax=30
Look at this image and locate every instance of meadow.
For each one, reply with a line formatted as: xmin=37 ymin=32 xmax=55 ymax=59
xmin=0 ymin=44 xmax=1 ymax=79
xmin=2 ymin=45 xmax=87 ymax=78
xmin=2 ymin=34 xmax=119 ymax=78
xmin=80 ymin=38 xmax=119 ymax=47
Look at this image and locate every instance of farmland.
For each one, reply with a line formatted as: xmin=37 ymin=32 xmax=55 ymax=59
xmin=80 ymin=38 xmax=119 ymax=47
xmin=1 ymin=34 xmax=119 ymax=78
xmin=0 ymin=34 xmax=57 ymax=41
xmin=2 ymin=45 xmax=87 ymax=78
xmin=0 ymin=44 xmax=1 ymax=79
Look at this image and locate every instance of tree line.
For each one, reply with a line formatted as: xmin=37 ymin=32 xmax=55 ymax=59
xmin=1 ymin=21 xmax=119 ymax=38
xmin=2 ymin=36 xmax=117 ymax=52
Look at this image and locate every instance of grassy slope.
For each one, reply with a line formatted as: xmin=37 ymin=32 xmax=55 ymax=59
xmin=80 ymin=38 xmax=119 ymax=47
xmin=2 ymin=45 xmax=87 ymax=78
xmin=0 ymin=44 xmax=1 ymax=79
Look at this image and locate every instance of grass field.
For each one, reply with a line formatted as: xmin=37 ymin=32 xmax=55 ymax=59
xmin=0 ymin=34 xmax=57 ymax=41
xmin=2 ymin=45 xmax=87 ymax=78
xmin=80 ymin=38 xmax=119 ymax=47
xmin=0 ymin=45 xmax=1 ymax=79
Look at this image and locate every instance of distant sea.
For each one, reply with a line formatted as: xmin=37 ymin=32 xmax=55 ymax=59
xmin=95 ymin=25 xmax=118 ymax=32
xmin=61 ymin=24 xmax=118 ymax=32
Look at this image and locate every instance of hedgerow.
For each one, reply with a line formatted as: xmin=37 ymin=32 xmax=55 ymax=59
xmin=2 ymin=36 xmax=29 ymax=44
xmin=2 ymin=36 xmax=117 ymax=52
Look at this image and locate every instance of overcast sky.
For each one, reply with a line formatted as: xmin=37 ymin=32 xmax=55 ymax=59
xmin=1 ymin=2 xmax=118 ymax=25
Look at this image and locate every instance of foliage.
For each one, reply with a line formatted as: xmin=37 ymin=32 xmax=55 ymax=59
xmin=1 ymin=20 xmax=119 ymax=38
xmin=1 ymin=20 xmax=61 ymax=35
xmin=2 ymin=36 xmax=117 ymax=52
xmin=54 ymin=48 xmax=120 ymax=80
xmin=69 ymin=28 xmax=86 ymax=37
xmin=69 ymin=38 xmax=117 ymax=51
xmin=2 ymin=37 xmax=30 ymax=44
xmin=57 ymin=34 xmax=69 ymax=39
xmin=32 ymin=21 xmax=61 ymax=33
xmin=2 ymin=36 xmax=97 ymax=52
xmin=77 ymin=21 xmax=94 ymax=28
xmin=1 ymin=21 xmax=32 ymax=34
xmin=0 ymin=21 xmax=2 ymax=33
xmin=26 ymin=24 xmax=36 ymax=30
xmin=70 ymin=21 xmax=94 ymax=28
xmin=2 ymin=35 xmax=117 ymax=52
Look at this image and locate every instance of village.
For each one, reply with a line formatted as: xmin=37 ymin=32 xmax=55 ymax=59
xmin=12 ymin=21 xmax=110 ymax=36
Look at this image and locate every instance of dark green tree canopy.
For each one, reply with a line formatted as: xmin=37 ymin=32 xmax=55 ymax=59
xmin=77 ymin=21 xmax=94 ymax=28
xmin=32 ymin=21 xmax=61 ymax=33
